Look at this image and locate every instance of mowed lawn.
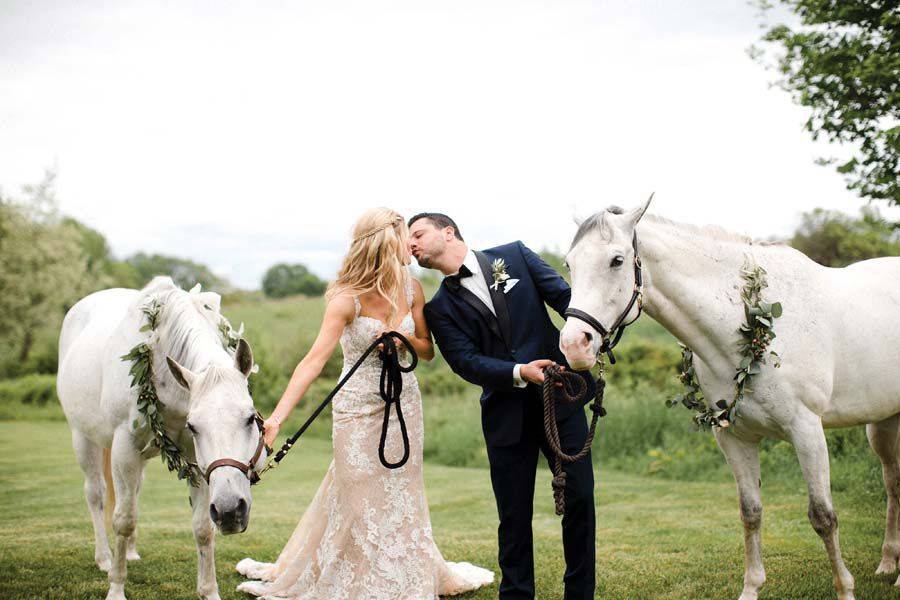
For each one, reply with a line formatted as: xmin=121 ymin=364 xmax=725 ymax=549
xmin=1 ymin=422 xmax=897 ymax=599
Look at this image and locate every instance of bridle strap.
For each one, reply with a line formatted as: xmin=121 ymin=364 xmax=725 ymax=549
xmin=204 ymin=411 xmax=271 ymax=485
xmin=564 ymin=231 xmax=643 ymax=364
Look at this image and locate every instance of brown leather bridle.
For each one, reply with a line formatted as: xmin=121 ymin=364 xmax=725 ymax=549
xmin=203 ymin=411 xmax=271 ymax=485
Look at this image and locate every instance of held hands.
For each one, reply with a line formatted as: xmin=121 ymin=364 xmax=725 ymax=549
xmin=262 ymin=416 xmax=281 ymax=449
xmin=520 ymin=359 xmax=565 ymax=385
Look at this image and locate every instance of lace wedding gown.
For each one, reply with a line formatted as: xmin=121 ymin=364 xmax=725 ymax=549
xmin=236 ymin=288 xmax=494 ymax=599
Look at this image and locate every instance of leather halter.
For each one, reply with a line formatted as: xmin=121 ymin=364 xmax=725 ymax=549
xmin=564 ymin=231 xmax=643 ymax=365
xmin=204 ymin=411 xmax=271 ymax=485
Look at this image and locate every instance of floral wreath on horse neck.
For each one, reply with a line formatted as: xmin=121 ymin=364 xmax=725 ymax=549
xmin=120 ymin=284 xmax=256 ymax=487
xmin=668 ymin=260 xmax=782 ymax=430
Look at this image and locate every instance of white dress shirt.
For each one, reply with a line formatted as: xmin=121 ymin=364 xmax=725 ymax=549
xmin=451 ymin=249 xmax=527 ymax=388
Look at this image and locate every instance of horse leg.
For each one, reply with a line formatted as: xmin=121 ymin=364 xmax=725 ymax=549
xmin=715 ymin=430 xmax=765 ymax=600
xmin=71 ymin=431 xmax=112 ymax=571
xmin=106 ymin=433 xmax=144 ymax=600
xmin=190 ymin=481 xmax=220 ymax=600
xmin=792 ymin=417 xmax=855 ymax=599
xmin=125 ymin=465 xmax=146 ymax=562
xmin=866 ymin=415 xmax=900 ymax=578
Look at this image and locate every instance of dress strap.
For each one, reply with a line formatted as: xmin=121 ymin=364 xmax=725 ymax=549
xmin=405 ymin=276 xmax=414 ymax=308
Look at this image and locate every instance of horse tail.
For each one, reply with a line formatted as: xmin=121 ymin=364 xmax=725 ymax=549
xmin=103 ymin=447 xmax=115 ymax=526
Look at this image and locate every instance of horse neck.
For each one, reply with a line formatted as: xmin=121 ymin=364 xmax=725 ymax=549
xmin=636 ymin=218 xmax=752 ymax=375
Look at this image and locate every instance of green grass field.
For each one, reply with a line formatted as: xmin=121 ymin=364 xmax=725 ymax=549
xmin=1 ymin=421 xmax=898 ymax=599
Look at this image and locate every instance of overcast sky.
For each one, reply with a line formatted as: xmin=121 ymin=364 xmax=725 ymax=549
xmin=2 ymin=0 xmax=894 ymax=289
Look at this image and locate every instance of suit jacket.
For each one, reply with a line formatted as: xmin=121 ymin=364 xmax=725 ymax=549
xmin=424 ymin=241 xmax=594 ymax=447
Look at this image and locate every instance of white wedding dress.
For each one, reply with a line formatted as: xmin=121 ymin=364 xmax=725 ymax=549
xmin=236 ymin=284 xmax=494 ymax=599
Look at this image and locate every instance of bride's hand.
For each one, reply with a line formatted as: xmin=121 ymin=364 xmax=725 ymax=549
xmin=263 ymin=416 xmax=281 ymax=449
xmin=376 ymin=329 xmax=403 ymax=351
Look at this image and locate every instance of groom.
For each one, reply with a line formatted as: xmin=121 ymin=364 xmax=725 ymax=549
xmin=408 ymin=213 xmax=596 ymax=600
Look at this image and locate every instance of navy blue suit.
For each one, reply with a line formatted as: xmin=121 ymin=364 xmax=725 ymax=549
xmin=424 ymin=241 xmax=596 ymax=600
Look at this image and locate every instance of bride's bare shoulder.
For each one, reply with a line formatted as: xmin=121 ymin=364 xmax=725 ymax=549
xmin=325 ymin=294 xmax=357 ymax=322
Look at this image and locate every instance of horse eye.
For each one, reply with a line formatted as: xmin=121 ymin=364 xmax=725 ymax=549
xmin=610 ymin=256 xmax=625 ymax=268
xmin=564 ymin=261 xmax=570 ymax=272
xmin=246 ymin=415 xmax=256 ymax=427
xmin=186 ymin=422 xmax=197 ymax=434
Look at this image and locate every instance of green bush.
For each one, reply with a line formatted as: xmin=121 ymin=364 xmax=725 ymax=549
xmin=604 ymin=338 xmax=680 ymax=390
xmin=0 ymin=374 xmax=64 ymax=420
xmin=0 ymin=374 xmax=57 ymax=405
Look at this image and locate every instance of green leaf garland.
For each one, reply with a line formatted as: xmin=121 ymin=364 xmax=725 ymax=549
xmin=670 ymin=261 xmax=782 ymax=429
xmin=121 ymin=298 xmax=202 ymax=486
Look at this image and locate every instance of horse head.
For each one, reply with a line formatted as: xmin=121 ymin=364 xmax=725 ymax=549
xmin=166 ymin=339 xmax=264 ymax=535
xmin=560 ymin=194 xmax=653 ymax=370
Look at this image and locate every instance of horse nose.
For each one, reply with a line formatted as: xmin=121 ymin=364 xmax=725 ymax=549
xmin=561 ymin=326 xmax=591 ymax=351
xmin=210 ymin=496 xmax=250 ymax=534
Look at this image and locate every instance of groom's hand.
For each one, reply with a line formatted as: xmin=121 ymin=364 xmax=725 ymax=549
xmin=520 ymin=359 xmax=561 ymax=385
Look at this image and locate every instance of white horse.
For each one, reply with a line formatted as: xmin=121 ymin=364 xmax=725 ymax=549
xmin=559 ymin=197 xmax=900 ymax=600
xmin=57 ymin=276 xmax=265 ymax=600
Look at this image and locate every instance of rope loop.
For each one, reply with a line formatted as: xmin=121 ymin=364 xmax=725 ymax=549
xmin=258 ymin=331 xmax=418 ymax=481
xmin=541 ymin=364 xmax=606 ymax=516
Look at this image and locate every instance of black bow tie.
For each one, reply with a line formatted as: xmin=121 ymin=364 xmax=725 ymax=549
xmin=445 ymin=264 xmax=474 ymax=291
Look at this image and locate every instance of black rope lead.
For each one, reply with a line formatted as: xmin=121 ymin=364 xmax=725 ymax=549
xmin=260 ymin=331 xmax=417 ymax=479
xmin=377 ymin=334 xmax=417 ymax=468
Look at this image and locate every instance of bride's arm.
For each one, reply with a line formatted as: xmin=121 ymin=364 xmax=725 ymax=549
xmin=262 ymin=294 xmax=355 ymax=447
xmin=407 ymin=278 xmax=435 ymax=361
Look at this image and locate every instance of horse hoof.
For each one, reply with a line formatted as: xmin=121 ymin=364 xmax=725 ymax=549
xmin=876 ymin=558 xmax=897 ymax=575
xmin=894 ymin=575 xmax=900 ymax=587
xmin=738 ymin=593 xmax=758 ymax=600
xmin=104 ymin=584 xmax=126 ymax=600
xmin=96 ymin=557 xmax=111 ymax=572
xmin=126 ymin=551 xmax=141 ymax=561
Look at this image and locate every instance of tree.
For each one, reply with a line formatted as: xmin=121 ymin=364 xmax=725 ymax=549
xmin=752 ymin=1 xmax=899 ymax=207
xmin=0 ymin=171 xmax=89 ymax=362
xmin=262 ymin=263 xmax=327 ymax=298
xmin=62 ymin=217 xmax=142 ymax=289
xmin=127 ymin=253 xmax=230 ymax=292
xmin=791 ymin=205 xmax=900 ymax=266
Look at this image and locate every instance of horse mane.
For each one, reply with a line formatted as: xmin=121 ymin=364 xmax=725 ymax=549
xmin=643 ymin=214 xmax=784 ymax=247
xmin=571 ymin=207 xmax=784 ymax=249
xmin=136 ymin=277 xmax=239 ymax=386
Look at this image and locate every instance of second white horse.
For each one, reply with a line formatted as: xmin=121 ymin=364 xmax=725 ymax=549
xmin=559 ymin=197 xmax=900 ymax=600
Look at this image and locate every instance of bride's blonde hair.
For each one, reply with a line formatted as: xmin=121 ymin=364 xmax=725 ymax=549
xmin=326 ymin=207 xmax=410 ymax=325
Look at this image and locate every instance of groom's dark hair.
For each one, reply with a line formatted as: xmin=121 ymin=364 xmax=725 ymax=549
xmin=407 ymin=213 xmax=464 ymax=242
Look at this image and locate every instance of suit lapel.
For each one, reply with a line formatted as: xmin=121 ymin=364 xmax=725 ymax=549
xmin=443 ymin=280 xmax=505 ymax=343
xmin=475 ymin=251 xmax=513 ymax=348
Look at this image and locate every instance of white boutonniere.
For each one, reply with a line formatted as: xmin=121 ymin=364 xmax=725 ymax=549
xmin=490 ymin=258 xmax=510 ymax=291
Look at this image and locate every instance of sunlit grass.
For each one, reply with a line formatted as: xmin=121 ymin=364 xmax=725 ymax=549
xmin=1 ymin=422 xmax=897 ymax=599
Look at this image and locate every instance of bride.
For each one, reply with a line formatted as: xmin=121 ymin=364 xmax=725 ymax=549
xmin=235 ymin=208 xmax=494 ymax=599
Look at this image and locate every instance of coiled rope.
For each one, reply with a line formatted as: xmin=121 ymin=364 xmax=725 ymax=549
xmin=542 ymin=364 xmax=606 ymax=516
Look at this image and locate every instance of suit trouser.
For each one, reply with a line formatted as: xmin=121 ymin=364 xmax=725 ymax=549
xmin=486 ymin=395 xmax=597 ymax=600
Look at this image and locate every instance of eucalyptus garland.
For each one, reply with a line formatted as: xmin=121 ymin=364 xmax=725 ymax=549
xmin=121 ymin=295 xmax=249 ymax=486
xmin=668 ymin=262 xmax=782 ymax=429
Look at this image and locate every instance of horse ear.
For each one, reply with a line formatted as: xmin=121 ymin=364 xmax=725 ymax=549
xmin=234 ymin=338 xmax=254 ymax=378
xmin=624 ymin=192 xmax=654 ymax=229
xmin=166 ymin=356 xmax=196 ymax=390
